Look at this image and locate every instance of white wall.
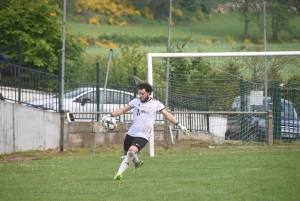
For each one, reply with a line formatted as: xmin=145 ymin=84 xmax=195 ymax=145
xmin=209 ymin=115 xmax=227 ymax=137
xmin=0 ymin=101 xmax=60 ymax=154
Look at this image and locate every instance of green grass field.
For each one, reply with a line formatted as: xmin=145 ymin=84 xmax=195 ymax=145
xmin=68 ymin=12 xmax=300 ymax=56
xmin=1 ymin=146 xmax=299 ymax=201
xmin=70 ymin=12 xmax=300 ymax=83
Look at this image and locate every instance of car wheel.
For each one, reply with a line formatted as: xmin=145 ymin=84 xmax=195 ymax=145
xmin=247 ymin=128 xmax=257 ymax=142
xmin=225 ymin=130 xmax=231 ymax=140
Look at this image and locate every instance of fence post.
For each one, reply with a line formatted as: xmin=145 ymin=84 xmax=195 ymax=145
xmin=272 ymin=82 xmax=281 ymax=140
xmin=96 ymin=63 xmax=100 ymax=121
xmin=133 ymin=67 xmax=137 ymax=97
xmin=169 ymin=71 xmax=174 ymax=111
xmin=240 ymin=77 xmax=248 ymax=141
xmin=17 ymin=66 xmax=22 ymax=103
xmin=60 ymin=110 xmax=69 ymax=152
xmin=16 ymin=44 xmax=22 ymax=104
xmin=265 ymin=110 xmax=273 ymax=145
xmin=58 ymin=58 xmax=62 ymax=112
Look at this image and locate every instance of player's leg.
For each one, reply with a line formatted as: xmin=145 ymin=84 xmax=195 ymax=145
xmin=131 ymin=137 xmax=148 ymax=173
xmin=114 ymin=135 xmax=135 ymax=180
xmin=114 ymin=136 xmax=148 ymax=179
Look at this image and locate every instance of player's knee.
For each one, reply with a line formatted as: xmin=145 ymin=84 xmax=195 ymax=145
xmin=127 ymin=150 xmax=135 ymax=157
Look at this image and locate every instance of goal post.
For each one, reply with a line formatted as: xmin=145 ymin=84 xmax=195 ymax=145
xmin=147 ymin=51 xmax=300 ymax=157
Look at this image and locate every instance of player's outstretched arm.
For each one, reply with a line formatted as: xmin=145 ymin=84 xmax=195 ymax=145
xmin=161 ymin=109 xmax=187 ymax=134
xmin=102 ymin=105 xmax=132 ymax=122
xmin=111 ymin=105 xmax=132 ymax=117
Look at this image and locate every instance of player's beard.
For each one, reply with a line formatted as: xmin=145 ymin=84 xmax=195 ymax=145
xmin=140 ymin=94 xmax=150 ymax=103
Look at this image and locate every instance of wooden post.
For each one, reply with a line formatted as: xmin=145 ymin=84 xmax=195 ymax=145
xmin=265 ymin=110 xmax=273 ymax=145
xmin=60 ymin=110 xmax=69 ymax=152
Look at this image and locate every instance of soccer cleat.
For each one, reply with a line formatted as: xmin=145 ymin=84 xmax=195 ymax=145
xmin=133 ymin=160 xmax=143 ymax=173
xmin=114 ymin=173 xmax=122 ymax=180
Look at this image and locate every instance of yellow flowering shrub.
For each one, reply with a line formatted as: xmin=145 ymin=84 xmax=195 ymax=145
xmin=119 ymin=20 xmax=127 ymax=26
xmin=78 ymin=37 xmax=89 ymax=46
xmin=226 ymin=35 xmax=235 ymax=44
xmin=244 ymin=39 xmax=252 ymax=44
xmin=94 ymin=39 xmax=118 ymax=48
xmin=141 ymin=6 xmax=154 ymax=19
xmin=198 ymin=9 xmax=211 ymax=21
xmin=75 ymin=1 xmax=82 ymax=13
xmin=257 ymin=39 xmax=267 ymax=44
xmin=277 ymin=36 xmax=285 ymax=44
xmin=172 ymin=7 xmax=183 ymax=17
xmin=76 ymin=0 xmax=141 ymax=19
xmin=90 ymin=35 xmax=97 ymax=42
xmin=200 ymin=39 xmax=212 ymax=45
xmin=108 ymin=17 xmax=114 ymax=25
xmin=50 ymin=12 xmax=56 ymax=17
xmin=89 ymin=16 xmax=100 ymax=25
xmin=191 ymin=16 xmax=197 ymax=22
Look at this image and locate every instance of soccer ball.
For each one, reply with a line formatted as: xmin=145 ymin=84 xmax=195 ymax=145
xmin=103 ymin=117 xmax=117 ymax=130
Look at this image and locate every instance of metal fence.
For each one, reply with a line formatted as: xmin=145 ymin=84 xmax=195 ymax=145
xmin=1 ymin=63 xmax=299 ymax=143
xmin=0 ymin=63 xmax=59 ymax=104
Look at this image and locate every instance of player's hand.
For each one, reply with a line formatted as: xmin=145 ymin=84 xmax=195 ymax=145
xmin=176 ymin=122 xmax=187 ymax=135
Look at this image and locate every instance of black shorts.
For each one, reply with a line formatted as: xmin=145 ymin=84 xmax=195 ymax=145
xmin=124 ymin=134 xmax=148 ymax=152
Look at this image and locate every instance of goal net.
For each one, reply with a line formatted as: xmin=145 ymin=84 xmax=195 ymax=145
xmin=147 ymin=51 xmax=300 ymax=156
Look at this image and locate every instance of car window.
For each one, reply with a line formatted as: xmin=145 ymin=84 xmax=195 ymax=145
xmin=73 ymin=89 xmax=133 ymax=104
xmin=251 ymin=103 xmax=272 ymax=112
xmin=74 ymin=91 xmax=95 ymax=103
xmin=103 ymin=91 xmax=113 ymax=104
xmin=111 ymin=91 xmax=132 ymax=104
xmin=64 ymin=88 xmax=90 ymax=98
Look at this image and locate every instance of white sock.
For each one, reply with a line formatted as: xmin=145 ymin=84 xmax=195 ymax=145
xmin=133 ymin=153 xmax=139 ymax=164
xmin=117 ymin=150 xmax=134 ymax=175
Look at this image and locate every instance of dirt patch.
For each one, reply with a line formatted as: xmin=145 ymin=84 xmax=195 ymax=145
xmin=1 ymin=155 xmax=38 ymax=162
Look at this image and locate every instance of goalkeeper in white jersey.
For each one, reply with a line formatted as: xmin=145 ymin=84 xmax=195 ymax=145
xmin=102 ymin=82 xmax=187 ymax=180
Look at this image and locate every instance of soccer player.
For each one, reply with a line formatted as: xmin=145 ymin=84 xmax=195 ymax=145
xmin=102 ymin=82 xmax=187 ymax=180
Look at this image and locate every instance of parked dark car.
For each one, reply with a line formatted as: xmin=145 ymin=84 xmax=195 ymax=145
xmin=225 ymin=96 xmax=300 ymax=141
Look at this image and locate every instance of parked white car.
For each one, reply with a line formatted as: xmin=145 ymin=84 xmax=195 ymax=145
xmin=27 ymin=87 xmax=135 ymax=122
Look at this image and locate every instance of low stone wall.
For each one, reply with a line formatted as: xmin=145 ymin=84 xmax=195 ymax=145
xmin=67 ymin=122 xmax=225 ymax=148
xmin=0 ymin=100 xmax=60 ymax=154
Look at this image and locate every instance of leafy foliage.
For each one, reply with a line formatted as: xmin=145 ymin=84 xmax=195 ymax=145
xmin=0 ymin=0 xmax=85 ymax=78
xmin=72 ymin=0 xmax=215 ymax=25
xmin=110 ymin=44 xmax=148 ymax=86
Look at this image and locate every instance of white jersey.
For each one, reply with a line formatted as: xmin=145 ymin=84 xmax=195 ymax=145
xmin=127 ymin=97 xmax=165 ymax=140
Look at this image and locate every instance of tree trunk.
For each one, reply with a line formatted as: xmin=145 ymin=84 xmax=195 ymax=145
xmin=244 ymin=19 xmax=250 ymax=38
xmin=243 ymin=0 xmax=250 ymax=38
xmin=272 ymin=16 xmax=278 ymax=39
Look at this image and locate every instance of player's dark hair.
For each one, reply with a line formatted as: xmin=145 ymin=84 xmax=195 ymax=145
xmin=137 ymin=82 xmax=153 ymax=94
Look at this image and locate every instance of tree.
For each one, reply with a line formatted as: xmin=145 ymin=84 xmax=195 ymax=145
xmin=234 ymin=0 xmax=265 ymax=38
xmin=239 ymin=0 xmax=261 ymax=38
xmin=0 ymin=0 xmax=84 ymax=75
xmin=267 ymin=0 xmax=297 ymax=39
xmin=296 ymin=0 xmax=300 ymax=12
xmin=110 ymin=44 xmax=148 ymax=86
